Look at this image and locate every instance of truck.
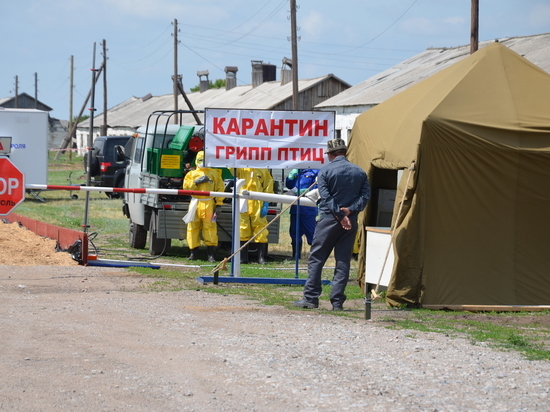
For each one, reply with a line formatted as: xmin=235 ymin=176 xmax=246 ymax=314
xmin=83 ymin=135 xmax=132 ymax=198
xmin=122 ymin=110 xmax=281 ymax=256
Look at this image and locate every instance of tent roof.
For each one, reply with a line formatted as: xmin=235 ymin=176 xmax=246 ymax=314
xmin=349 ymin=42 xmax=550 ymax=170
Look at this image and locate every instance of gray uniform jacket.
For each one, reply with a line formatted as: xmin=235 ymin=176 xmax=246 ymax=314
xmin=317 ymin=155 xmax=370 ymax=220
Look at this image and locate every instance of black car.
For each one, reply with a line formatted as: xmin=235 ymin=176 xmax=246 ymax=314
xmin=84 ymin=135 xmax=132 ymax=198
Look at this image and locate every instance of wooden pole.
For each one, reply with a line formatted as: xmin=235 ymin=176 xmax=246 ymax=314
xmin=176 ymin=81 xmax=202 ymax=125
xmin=290 ymin=0 xmax=299 ymax=110
xmin=173 ymin=19 xmax=179 ymax=123
xmin=34 ymin=72 xmax=38 ymax=109
xmin=68 ymin=55 xmax=74 ymax=159
xmin=470 ymin=0 xmax=479 ymax=54
xmin=14 ymin=76 xmax=18 ymax=108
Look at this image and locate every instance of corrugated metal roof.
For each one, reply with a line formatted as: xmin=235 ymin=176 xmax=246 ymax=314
xmin=316 ymin=33 xmax=550 ymax=109
xmin=0 ymin=93 xmax=54 ymax=112
xmin=81 ymin=74 xmax=344 ymax=129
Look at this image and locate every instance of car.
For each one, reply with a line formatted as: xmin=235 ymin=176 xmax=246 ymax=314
xmin=84 ymin=135 xmax=132 ymax=198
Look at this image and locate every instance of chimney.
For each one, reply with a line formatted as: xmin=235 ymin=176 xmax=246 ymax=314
xmin=251 ymin=60 xmax=277 ymax=87
xmin=197 ymin=70 xmax=210 ymax=93
xmin=281 ymin=57 xmax=292 ymax=86
xmin=225 ymin=66 xmax=238 ymax=90
xmin=251 ymin=61 xmax=263 ymax=87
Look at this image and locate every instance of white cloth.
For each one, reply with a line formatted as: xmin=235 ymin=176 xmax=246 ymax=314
xmin=183 ymin=198 xmax=213 ymax=223
xmin=306 ymin=188 xmax=320 ymax=204
xmin=182 ymin=198 xmax=199 ymax=224
xmin=239 ymin=198 xmax=248 ymax=213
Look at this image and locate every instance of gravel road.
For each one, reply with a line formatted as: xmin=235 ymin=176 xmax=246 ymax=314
xmin=1 ymin=264 xmax=549 ymax=411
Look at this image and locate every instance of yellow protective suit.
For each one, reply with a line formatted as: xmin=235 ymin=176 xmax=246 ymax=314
xmin=236 ymin=168 xmax=274 ymax=243
xmin=183 ymin=152 xmax=224 ymax=249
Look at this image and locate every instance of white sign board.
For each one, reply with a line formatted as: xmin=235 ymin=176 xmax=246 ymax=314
xmin=365 ymin=228 xmax=394 ymax=287
xmin=0 ymin=109 xmax=48 ymax=185
xmin=204 ymin=108 xmax=335 ymax=169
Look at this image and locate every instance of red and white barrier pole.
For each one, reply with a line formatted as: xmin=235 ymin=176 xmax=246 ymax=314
xmin=26 ymin=184 xmax=231 ymax=199
xmin=25 ymin=184 xmax=317 ymax=207
xmin=240 ymin=190 xmax=316 ymax=207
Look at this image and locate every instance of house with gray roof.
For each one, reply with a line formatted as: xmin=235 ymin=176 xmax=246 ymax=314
xmin=75 ymin=61 xmax=350 ymax=154
xmin=315 ymin=33 xmax=550 ymax=142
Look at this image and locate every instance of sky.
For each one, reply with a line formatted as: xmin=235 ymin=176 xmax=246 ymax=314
xmin=2 ymin=0 xmax=550 ymax=121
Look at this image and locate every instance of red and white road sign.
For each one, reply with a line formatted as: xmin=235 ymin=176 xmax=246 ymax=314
xmin=0 ymin=157 xmax=25 ymax=216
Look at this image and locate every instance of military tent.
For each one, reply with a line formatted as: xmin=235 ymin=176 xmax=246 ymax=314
xmin=349 ymin=42 xmax=550 ymax=307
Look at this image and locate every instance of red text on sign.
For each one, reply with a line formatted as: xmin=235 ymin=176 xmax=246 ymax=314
xmin=212 ymin=117 xmax=329 ymax=137
xmin=0 ymin=178 xmax=20 ymax=195
xmin=215 ymin=146 xmax=325 ymax=163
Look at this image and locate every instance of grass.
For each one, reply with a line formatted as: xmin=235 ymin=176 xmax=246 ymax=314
xmin=12 ymin=151 xmax=550 ymax=361
xmin=379 ymin=309 xmax=550 ymax=361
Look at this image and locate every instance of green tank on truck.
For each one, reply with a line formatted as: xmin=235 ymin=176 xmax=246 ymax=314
xmin=121 ymin=110 xmax=281 ymax=256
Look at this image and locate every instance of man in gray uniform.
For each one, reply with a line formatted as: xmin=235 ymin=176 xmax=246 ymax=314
xmin=293 ymin=138 xmax=370 ymax=311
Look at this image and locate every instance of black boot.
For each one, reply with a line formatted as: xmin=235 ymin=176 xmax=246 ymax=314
xmin=207 ymin=246 xmax=216 ymax=263
xmin=240 ymin=241 xmax=249 ymax=264
xmin=257 ymin=243 xmax=267 ymax=265
xmin=188 ymin=248 xmax=198 ymax=260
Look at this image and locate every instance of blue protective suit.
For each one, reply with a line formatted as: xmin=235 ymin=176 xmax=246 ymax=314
xmin=285 ymin=168 xmax=319 ymax=258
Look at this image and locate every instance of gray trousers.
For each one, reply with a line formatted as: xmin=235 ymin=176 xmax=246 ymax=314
xmin=303 ymin=215 xmax=358 ymax=306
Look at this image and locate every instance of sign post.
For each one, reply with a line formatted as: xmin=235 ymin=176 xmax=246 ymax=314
xmin=0 ymin=157 xmax=25 ymax=216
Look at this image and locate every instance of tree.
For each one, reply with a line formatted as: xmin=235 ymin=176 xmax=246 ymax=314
xmin=190 ymin=79 xmax=226 ymax=92
xmin=73 ymin=115 xmax=89 ymax=123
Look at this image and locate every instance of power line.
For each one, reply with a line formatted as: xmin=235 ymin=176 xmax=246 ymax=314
xmin=210 ymin=0 xmax=277 ymax=37
xmin=335 ymin=0 xmax=419 ymax=55
xmin=211 ymin=0 xmax=287 ymax=48
xmin=179 ymin=16 xmax=421 ymax=54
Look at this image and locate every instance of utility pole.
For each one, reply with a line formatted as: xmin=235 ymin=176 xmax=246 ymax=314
xmin=34 ymin=72 xmax=38 ymax=108
xmin=470 ymin=0 xmax=479 ymax=54
xmin=290 ymin=0 xmax=299 ymax=110
xmin=68 ymin=56 xmax=74 ymax=159
xmin=14 ymin=76 xmax=18 ymax=108
xmin=101 ymin=39 xmax=108 ymax=136
xmin=55 ymin=63 xmax=104 ymax=160
xmin=173 ymin=18 xmax=179 ymax=124
xmin=69 ymin=55 xmax=74 ymax=157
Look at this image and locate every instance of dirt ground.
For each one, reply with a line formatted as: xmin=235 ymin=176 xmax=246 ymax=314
xmin=1 ymin=218 xmax=549 ymax=330
xmin=1 ymin=219 xmax=549 ymax=411
xmin=0 ymin=220 xmax=79 ymax=266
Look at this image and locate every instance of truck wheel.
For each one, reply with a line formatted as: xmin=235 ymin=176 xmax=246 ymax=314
xmin=129 ymin=222 xmax=147 ymax=249
xmin=149 ymin=215 xmax=171 ymax=255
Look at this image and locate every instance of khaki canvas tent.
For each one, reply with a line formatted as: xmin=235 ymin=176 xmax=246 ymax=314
xmin=349 ymin=42 xmax=550 ymax=307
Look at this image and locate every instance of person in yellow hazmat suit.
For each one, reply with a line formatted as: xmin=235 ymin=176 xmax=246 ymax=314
xmin=236 ymin=168 xmax=274 ymax=264
xmin=183 ymin=151 xmax=224 ymax=262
